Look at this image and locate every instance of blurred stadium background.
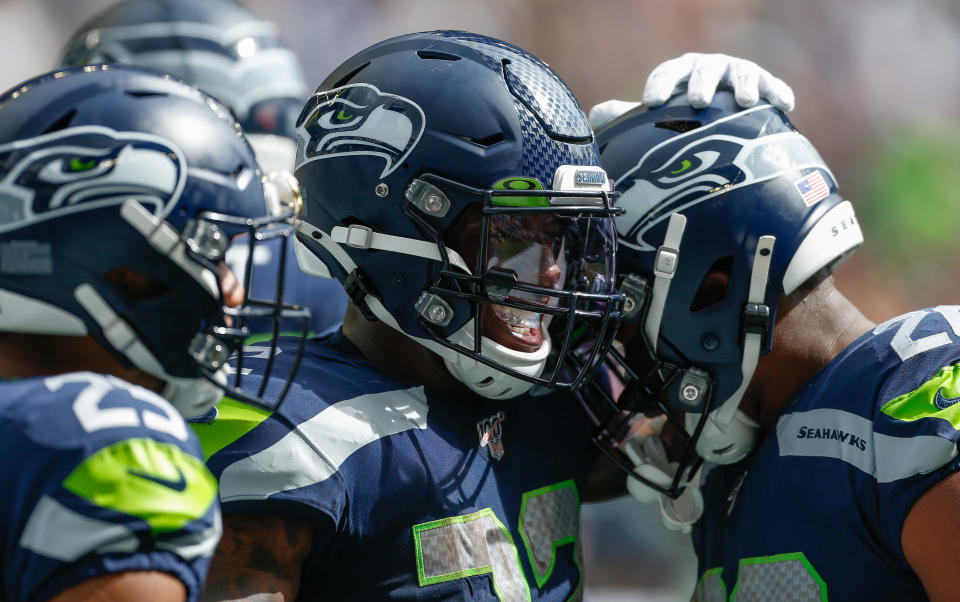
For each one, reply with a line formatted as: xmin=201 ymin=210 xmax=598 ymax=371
xmin=3 ymin=0 xmax=958 ymax=599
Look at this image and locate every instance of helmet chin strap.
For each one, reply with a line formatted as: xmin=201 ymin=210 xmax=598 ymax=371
xmin=625 ymin=212 xmax=706 ymax=531
xmin=624 ymin=223 xmax=774 ymax=530
xmin=645 ymin=213 xmax=686 ymax=354
xmin=301 ymin=222 xmax=548 ymax=399
xmin=690 ymin=235 xmax=774 ymax=465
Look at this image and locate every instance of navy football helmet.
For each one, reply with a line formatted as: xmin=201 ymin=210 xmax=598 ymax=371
xmin=294 ymin=31 xmax=624 ymax=399
xmin=59 ymin=0 xmax=307 ymax=173
xmin=593 ymin=91 xmax=863 ymax=527
xmin=60 ymin=0 xmax=349 ymax=336
xmin=0 ymin=65 xmax=307 ymax=416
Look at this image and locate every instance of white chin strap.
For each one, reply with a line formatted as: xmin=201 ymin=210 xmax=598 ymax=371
xmin=689 ymin=235 xmax=774 ymax=465
xmin=297 ymin=221 xmax=549 ymax=399
xmin=624 ymin=216 xmax=773 ymax=531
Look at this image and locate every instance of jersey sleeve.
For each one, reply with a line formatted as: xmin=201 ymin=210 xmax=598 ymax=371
xmin=872 ymin=357 xmax=960 ymax=561
xmin=3 ymin=373 xmax=221 ymax=602
xmin=192 ymin=397 xmax=348 ymax=527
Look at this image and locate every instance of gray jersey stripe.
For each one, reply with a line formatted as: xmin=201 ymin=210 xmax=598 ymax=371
xmin=776 ymin=408 xmax=958 ymax=483
xmin=219 ymin=386 xmax=429 ymax=501
xmin=20 ymin=495 xmax=139 ymax=562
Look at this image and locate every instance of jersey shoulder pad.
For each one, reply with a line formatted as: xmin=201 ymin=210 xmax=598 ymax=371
xmin=202 ymin=383 xmax=428 ymax=511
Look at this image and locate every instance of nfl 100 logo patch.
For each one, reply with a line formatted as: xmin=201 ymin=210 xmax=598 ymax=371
xmin=477 ymin=411 xmax=506 ymax=460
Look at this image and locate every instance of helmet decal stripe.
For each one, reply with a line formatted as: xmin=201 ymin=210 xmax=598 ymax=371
xmin=615 ymin=111 xmax=837 ymax=252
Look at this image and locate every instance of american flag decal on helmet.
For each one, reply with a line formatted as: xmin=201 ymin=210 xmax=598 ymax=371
xmin=794 ymin=171 xmax=830 ymax=206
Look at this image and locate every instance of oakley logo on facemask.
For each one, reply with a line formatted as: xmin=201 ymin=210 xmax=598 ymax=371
xmin=0 ymin=126 xmax=184 ymax=233
xmin=295 ymin=83 xmax=425 ymax=179
xmin=614 ymin=106 xmax=833 ymax=252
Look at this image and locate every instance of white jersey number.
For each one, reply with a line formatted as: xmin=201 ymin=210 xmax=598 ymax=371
xmin=46 ymin=372 xmax=188 ymax=441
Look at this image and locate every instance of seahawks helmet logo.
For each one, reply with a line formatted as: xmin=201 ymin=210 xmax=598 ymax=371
xmin=0 ymin=126 xmax=184 ymax=233
xmin=295 ymin=83 xmax=425 ymax=179
xmin=615 ymin=105 xmax=834 ymax=252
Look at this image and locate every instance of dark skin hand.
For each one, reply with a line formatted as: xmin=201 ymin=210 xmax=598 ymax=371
xmin=201 ymin=515 xmax=313 ymax=602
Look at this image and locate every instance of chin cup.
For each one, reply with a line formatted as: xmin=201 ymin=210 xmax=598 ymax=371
xmin=622 ymin=417 xmax=705 ymax=534
xmin=689 ymin=408 xmax=759 ymax=465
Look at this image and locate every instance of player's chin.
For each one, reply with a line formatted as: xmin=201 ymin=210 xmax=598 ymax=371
xmin=482 ymin=303 xmax=543 ymax=353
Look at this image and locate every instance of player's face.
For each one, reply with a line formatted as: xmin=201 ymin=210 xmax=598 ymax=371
xmin=446 ymin=207 xmax=566 ymax=353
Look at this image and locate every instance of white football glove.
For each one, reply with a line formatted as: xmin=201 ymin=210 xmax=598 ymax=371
xmin=644 ymin=52 xmax=795 ymax=111
xmin=588 ymin=53 xmax=795 ymax=130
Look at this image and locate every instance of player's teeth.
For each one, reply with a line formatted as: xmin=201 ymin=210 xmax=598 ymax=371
xmin=493 ymin=305 xmax=539 ymax=328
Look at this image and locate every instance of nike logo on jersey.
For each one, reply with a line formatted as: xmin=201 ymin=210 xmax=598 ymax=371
xmin=127 ymin=466 xmax=188 ymax=492
xmin=934 ymin=387 xmax=960 ymax=410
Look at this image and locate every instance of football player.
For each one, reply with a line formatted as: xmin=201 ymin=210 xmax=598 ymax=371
xmin=596 ymin=89 xmax=960 ymax=600
xmin=190 ymin=30 xmax=627 ymax=601
xmin=60 ymin=0 xmax=348 ymax=336
xmin=0 ymin=64 xmax=300 ymax=601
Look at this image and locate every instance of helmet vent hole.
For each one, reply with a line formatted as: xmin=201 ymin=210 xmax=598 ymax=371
xmin=125 ymin=90 xmax=167 ymax=98
xmin=476 ymin=377 xmax=495 ymax=387
xmin=655 ymin=118 xmax=702 ymax=133
xmin=690 ymin=256 xmax=733 ymax=311
xmin=104 ymin=267 xmax=168 ymax=300
xmin=43 ymin=109 xmax=77 ymax=134
xmin=417 ymin=50 xmax=461 ymax=61
xmin=455 ymin=132 xmax=505 ymax=148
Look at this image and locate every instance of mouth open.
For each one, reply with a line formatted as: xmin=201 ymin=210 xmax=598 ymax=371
xmin=483 ymin=303 xmax=544 ymax=352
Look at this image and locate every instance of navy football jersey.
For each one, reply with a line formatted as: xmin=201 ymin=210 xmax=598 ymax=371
xmin=193 ymin=332 xmax=599 ymax=601
xmin=692 ymin=307 xmax=960 ymax=601
xmin=0 ymin=372 xmax=221 ymax=602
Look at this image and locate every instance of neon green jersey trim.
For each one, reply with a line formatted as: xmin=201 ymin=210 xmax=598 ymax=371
xmin=190 ymin=397 xmax=273 ymax=461
xmin=63 ymin=437 xmax=217 ymax=534
xmin=694 ymin=567 xmax=727 ymax=601
xmin=881 ymin=363 xmax=960 ymax=429
xmin=491 ymin=177 xmax=548 ymax=207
